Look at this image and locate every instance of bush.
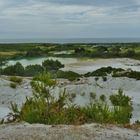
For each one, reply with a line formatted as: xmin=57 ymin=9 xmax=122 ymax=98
xmin=95 ymin=77 xmax=99 ymax=81
xmin=56 ymin=70 xmax=81 ymax=81
xmin=33 ymin=73 xmax=57 ymax=86
xmin=42 ymin=59 xmax=64 ymax=71
xmin=85 ymin=67 xmax=124 ymax=77
xmin=26 ymin=47 xmax=43 ymax=57
xmin=1 ymin=62 xmax=24 ymax=76
xmin=102 ymin=76 xmax=107 ymax=82
xmin=9 ymin=76 xmax=22 ymax=84
xmin=100 ymin=94 xmax=106 ymax=102
xmin=25 ymin=64 xmax=44 ymax=76
xmin=109 ymin=89 xmax=132 ymax=107
xmin=90 ymin=92 xmax=96 ymax=100
xmin=10 ymin=82 xmax=17 ymax=89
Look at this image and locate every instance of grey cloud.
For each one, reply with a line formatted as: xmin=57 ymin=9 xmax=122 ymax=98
xmin=45 ymin=0 xmax=137 ymax=7
xmin=0 ymin=0 xmax=140 ymax=38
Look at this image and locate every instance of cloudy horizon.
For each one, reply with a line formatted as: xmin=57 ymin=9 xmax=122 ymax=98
xmin=0 ymin=0 xmax=140 ymax=39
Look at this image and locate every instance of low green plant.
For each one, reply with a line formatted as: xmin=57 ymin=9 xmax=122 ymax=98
xmin=90 ymin=92 xmax=96 ymax=100
xmin=100 ymin=94 xmax=106 ymax=102
xmin=83 ymin=102 xmax=112 ymax=123
xmin=112 ymin=106 xmax=132 ymax=124
xmin=10 ymin=82 xmax=17 ymax=89
xmin=42 ymin=59 xmax=64 ymax=71
xmin=69 ymin=93 xmax=76 ymax=101
xmin=109 ymin=89 xmax=132 ymax=107
xmin=33 ymin=73 xmax=57 ymax=86
xmin=95 ymin=77 xmax=99 ymax=81
xmin=56 ymin=70 xmax=81 ymax=81
xmin=102 ymin=76 xmax=107 ymax=82
xmin=9 ymin=76 xmax=22 ymax=84
xmin=80 ymin=92 xmax=86 ymax=96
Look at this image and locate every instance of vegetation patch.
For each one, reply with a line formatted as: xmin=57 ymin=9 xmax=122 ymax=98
xmin=10 ymin=74 xmax=133 ymax=125
xmin=56 ymin=70 xmax=81 ymax=81
xmin=10 ymin=82 xmax=17 ymax=89
xmin=9 ymin=76 xmax=23 ymax=84
xmin=0 ymin=59 xmax=64 ymax=77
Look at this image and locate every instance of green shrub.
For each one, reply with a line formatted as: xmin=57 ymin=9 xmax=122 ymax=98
xmin=33 ymin=73 xmax=57 ymax=86
xmin=109 ymin=89 xmax=132 ymax=107
xmin=112 ymin=106 xmax=132 ymax=124
xmin=80 ymin=92 xmax=85 ymax=96
xmin=9 ymin=76 xmax=22 ymax=84
xmin=95 ymin=77 xmax=99 ymax=81
xmin=85 ymin=67 xmax=124 ymax=77
xmin=25 ymin=65 xmax=44 ymax=76
xmin=1 ymin=62 xmax=24 ymax=76
xmin=10 ymin=82 xmax=17 ymax=89
xmin=100 ymin=94 xmax=106 ymax=102
xmin=102 ymin=76 xmax=107 ymax=82
xmin=56 ymin=70 xmax=81 ymax=81
xmin=90 ymin=92 xmax=96 ymax=100
xmin=42 ymin=59 xmax=64 ymax=71
xmin=70 ymin=93 xmax=76 ymax=101
xmin=83 ymin=102 xmax=111 ymax=123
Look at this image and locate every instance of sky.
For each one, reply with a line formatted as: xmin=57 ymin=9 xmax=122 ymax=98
xmin=0 ymin=0 xmax=140 ymax=39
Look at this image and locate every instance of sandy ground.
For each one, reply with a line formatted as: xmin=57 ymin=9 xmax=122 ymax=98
xmin=0 ymin=122 xmax=140 ymax=140
xmin=62 ymin=58 xmax=140 ymax=74
xmin=0 ymin=76 xmax=32 ymax=119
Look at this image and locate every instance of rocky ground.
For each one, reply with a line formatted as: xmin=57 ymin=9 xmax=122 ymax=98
xmin=0 ymin=122 xmax=140 ymax=140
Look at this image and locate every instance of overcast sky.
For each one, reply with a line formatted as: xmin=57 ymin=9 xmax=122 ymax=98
xmin=0 ymin=0 xmax=140 ymax=39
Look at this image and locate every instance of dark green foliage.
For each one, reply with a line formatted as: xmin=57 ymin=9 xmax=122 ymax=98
xmin=25 ymin=65 xmax=44 ymax=76
xmin=83 ymin=102 xmax=112 ymax=123
xmin=100 ymin=94 xmax=106 ymax=102
xmin=0 ymin=43 xmax=140 ymax=60
xmin=9 ymin=76 xmax=22 ymax=84
xmin=109 ymin=89 xmax=132 ymax=107
xmin=74 ymin=48 xmax=85 ymax=53
xmin=102 ymin=76 xmax=107 ymax=82
xmin=26 ymin=48 xmax=44 ymax=57
xmin=112 ymin=106 xmax=132 ymax=124
xmin=90 ymin=92 xmax=96 ymax=100
xmin=0 ymin=57 xmax=6 ymax=66
xmin=42 ymin=59 xmax=64 ymax=71
xmin=95 ymin=77 xmax=99 ymax=81
xmin=1 ymin=59 xmax=64 ymax=77
xmin=1 ymin=62 xmax=24 ymax=76
xmin=10 ymin=82 xmax=17 ymax=89
xmin=56 ymin=70 xmax=81 ymax=81
xmin=85 ymin=67 xmax=124 ymax=77
xmin=33 ymin=73 xmax=57 ymax=86
xmin=85 ymin=67 xmax=140 ymax=80
xmin=112 ymin=70 xmax=140 ymax=80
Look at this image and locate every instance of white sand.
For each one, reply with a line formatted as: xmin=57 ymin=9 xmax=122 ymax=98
xmin=0 ymin=123 xmax=140 ymax=140
xmin=62 ymin=58 xmax=140 ymax=74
